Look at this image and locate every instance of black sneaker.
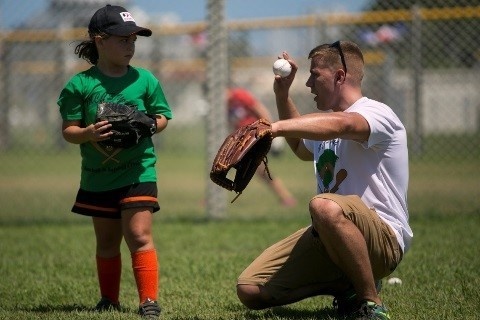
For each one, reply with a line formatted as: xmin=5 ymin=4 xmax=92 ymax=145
xmin=351 ymin=300 xmax=390 ymax=320
xmin=333 ymin=280 xmax=382 ymax=316
xmin=138 ymin=298 xmax=161 ymax=319
xmin=333 ymin=287 xmax=357 ymax=316
xmin=95 ymin=297 xmax=121 ymax=312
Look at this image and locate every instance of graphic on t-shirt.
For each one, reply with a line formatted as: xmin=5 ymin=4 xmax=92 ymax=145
xmin=316 ymin=149 xmax=347 ymax=193
xmin=330 ymin=169 xmax=348 ymax=193
xmin=316 ymin=149 xmax=337 ymax=191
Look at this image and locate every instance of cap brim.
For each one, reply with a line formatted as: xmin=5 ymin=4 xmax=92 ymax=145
xmin=106 ymin=25 xmax=152 ymax=37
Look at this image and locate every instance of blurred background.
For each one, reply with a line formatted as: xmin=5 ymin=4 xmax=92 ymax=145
xmin=0 ymin=0 xmax=478 ymax=222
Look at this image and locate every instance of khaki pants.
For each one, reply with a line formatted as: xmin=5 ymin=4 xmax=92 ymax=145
xmin=237 ymin=194 xmax=402 ymax=300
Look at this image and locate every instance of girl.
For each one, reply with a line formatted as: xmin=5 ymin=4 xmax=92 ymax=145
xmin=57 ymin=5 xmax=172 ymax=319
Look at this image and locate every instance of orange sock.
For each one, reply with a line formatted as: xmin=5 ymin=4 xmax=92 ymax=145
xmin=132 ymin=249 xmax=159 ymax=303
xmin=96 ymin=254 xmax=121 ymax=304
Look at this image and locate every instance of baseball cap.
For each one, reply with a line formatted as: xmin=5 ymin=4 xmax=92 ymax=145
xmin=88 ymin=4 xmax=152 ymax=37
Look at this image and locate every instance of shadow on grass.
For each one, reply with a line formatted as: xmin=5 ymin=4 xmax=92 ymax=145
xmin=19 ymin=303 xmax=133 ymax=314
xmin=16 ymin=303 xmax=344 ymax=319
xmin=224 ymin=304 xmax=342 ymax=320
xmin=272 ymin=306 xmax=339 ymax=319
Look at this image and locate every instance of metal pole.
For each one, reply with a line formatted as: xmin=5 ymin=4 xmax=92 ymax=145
xmin=412 ymin=5 xmax=424 ymax=156
xmin=0 ymin=40 xmax=11 ymax=150
xmin=205 ymin=0 xmax=228 ymax=219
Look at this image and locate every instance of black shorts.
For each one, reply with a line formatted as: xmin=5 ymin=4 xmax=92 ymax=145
xmin=72 ymin=182 xmax=160 ymax=219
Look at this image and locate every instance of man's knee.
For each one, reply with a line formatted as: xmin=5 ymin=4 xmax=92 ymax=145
xmin=309 ymin=197 xmax=343 ymax=227
xmin=236 ymin=284 xmax=270 ymax=310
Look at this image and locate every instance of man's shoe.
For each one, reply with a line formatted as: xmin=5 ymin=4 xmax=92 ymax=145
xmin=333 ymin=287 xmax=357 ymax=316
xmin=95 ymin=297 xmax=121 ymax=311
xmin=333 ymin=280 xmax=382 ymax=316
xmin=138 ymin=298 xmax=161 ymax=319
xmin=351 ymin=300 xmax=390 ymax=320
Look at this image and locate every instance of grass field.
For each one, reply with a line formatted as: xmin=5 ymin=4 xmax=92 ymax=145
xmin=0 ymin=139 xmax=479 ymax=319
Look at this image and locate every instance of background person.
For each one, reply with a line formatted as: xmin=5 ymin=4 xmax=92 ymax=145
xmin=235 ymin=41 xmax=412 ymax=320
xmin=57 ymin=5 xmax=172 ymax=319
xmin=227 ymin=87 xmax=296 ymax=207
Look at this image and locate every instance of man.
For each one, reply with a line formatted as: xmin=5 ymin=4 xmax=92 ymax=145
xmin=236 ymin=41 xmax=412 ymax=319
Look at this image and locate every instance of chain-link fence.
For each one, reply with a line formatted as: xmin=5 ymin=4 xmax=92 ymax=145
xmin=0 ymin=0 xmax=478 ymax=221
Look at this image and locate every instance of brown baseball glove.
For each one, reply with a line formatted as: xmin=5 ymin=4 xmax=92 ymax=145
xmin=210 ymin=118 xmax=273 ymax=202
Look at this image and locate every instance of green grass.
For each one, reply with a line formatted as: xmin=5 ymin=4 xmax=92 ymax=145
xmin=0 ymin=135 xmax=479 ymax=319
xmin=1 ymin=213 xmax=479 ymax=319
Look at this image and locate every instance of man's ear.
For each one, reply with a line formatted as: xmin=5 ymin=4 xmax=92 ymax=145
xmin=336 ymin=69 xmax=346 ymax=84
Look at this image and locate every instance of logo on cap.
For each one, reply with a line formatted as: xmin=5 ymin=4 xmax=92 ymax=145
xmin=120 ymin=12 xmax=136 ymax=23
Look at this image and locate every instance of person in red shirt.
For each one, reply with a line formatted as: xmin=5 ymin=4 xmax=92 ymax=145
xmin=227 ymin=87 xmax=296 ymax=207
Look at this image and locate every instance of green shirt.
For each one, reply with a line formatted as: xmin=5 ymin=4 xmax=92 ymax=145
xmin=57 ymin=66 xmax=173 ymax=192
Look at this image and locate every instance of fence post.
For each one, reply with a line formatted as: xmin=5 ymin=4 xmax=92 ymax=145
xmin=0 ymin=38 xmax=11 ymax=150
xmin=205 ymin=0 xmax=228 ymax=219
xmin=411 ymin=5 xmax=424 ymax=156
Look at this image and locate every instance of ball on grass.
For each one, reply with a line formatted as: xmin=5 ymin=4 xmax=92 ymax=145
xmin=387 ymin=277 xmax=403 ymax=285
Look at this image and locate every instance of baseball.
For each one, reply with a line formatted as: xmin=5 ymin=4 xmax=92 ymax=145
xmin=272 ymin=58 xmax=292 ymax=78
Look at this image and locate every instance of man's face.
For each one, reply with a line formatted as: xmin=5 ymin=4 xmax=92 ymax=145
xmin=305 ymin=56 xmax=339 ymax=111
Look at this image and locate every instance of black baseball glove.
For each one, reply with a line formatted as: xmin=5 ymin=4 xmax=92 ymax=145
xmin=96 ymin=102 xmax=157 ymax=149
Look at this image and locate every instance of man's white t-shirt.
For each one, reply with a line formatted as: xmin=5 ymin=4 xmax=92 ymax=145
xmin=303 ymin=97 xmax=413 ymax=253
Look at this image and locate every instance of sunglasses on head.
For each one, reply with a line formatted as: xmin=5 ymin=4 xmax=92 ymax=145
xmin=329 ymin=41 xmax=347 ymax=74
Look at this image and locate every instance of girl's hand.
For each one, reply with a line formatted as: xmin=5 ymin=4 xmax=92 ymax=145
xmin=87 ymin=120 xmax=112 ymax=142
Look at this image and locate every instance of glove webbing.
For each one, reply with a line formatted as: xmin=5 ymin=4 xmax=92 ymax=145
xmin=230 ymin=156 xmax=272 ymax=203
